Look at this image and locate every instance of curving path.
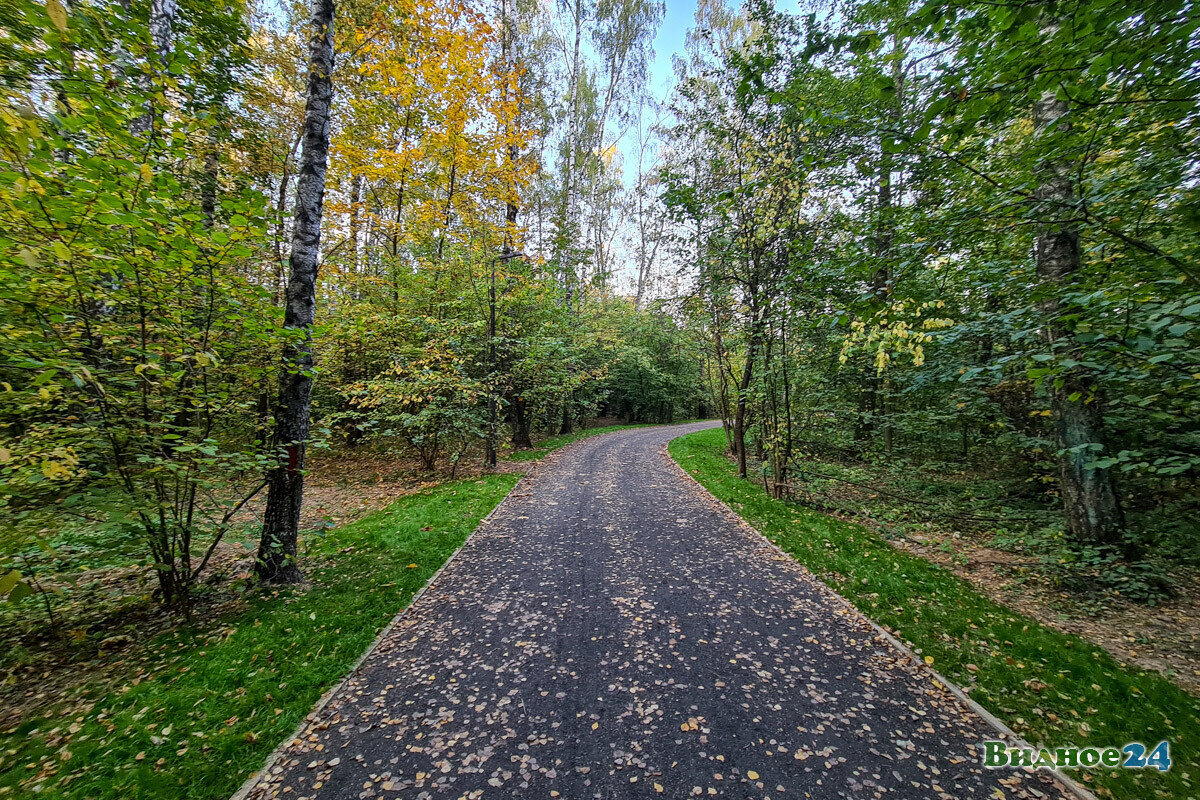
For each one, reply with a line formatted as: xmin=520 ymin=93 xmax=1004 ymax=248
xmin=242 ymin=422 xmax=1073 ymax=800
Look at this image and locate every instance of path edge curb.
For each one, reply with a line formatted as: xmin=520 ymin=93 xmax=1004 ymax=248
xmin=658 ymin=434 xmax=1100 ymax=800
xmin=229 ymin=466 xmax=536 ymax=800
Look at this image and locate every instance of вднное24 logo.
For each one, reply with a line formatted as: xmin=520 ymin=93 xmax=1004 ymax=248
xmin=983 ymin=740 xmax=1171 ymax=772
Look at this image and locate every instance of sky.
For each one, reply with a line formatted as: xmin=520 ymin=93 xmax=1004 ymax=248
xmin=600 ymin=0 xmax=769 ymax=293
xmin=622 ymin=0 xmax=810 ymax=174
xmin=648 ymin=0 xmax=699 ymax=98
xmin=645 ymin=0 xmax=809 ymax=98
xmin=606 ymin=0 xmax=814 ymax=293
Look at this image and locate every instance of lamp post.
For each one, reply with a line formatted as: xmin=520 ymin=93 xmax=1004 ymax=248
xmin=486 ymin=250 xmax=524 ymax=469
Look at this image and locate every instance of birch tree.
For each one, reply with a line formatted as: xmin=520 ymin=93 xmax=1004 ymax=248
xmin=257 ymin=0 xmax=337 ymax=584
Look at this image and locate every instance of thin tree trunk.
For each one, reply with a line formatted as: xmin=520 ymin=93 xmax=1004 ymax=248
xmin=391 ymin=111 xmax=413 ymax=261
xmin=201 ymin=127 xmax=219 ymax=227
xmin=349 ymin=172 xmax=362 ymax=272
xmin=733 ymin=300 xmax=761 ymax=480
xmin=501 ymin=0 xmax=520 ymax=248
xmin=436 ymin=159 xmax=456 ymax=262
xmin=256 ymin=0 xmax=336 ymax=584
xmin=274 ymin=132 xmax=302 ymax=305
xmin=131 ymin=0 xmax=178 ymax=135
xmin=862 ymin=37 xmax=903 ymax=452
xmin=560 ymin=394 xmax=573 ymax=434
xmin=1033 ymin=67 xmax=1124 ymax=549
xmin=560 ymin=0 xmax=583 ymax=301
xmin=510 ymin=395 xmax=533 ymax=448
xmin=713 ymin=312 xmax=732 ymax=452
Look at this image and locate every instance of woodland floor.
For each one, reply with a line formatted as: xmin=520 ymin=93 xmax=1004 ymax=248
xmin=3 ymin=423 xmax=1194 ymax=800
xmin=242 ymin=422 xmax=1071 ymax=800
xmin=895 ymin=533 xmax=1200 ymax=695
xmin=759 ymin=456 xmax=1200 ymax=696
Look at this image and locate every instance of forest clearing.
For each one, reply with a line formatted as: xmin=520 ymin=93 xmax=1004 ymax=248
xmin=1 ymin=0 xmax=1197 ymax=797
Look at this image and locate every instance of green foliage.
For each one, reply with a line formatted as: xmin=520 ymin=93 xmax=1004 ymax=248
xmin=0 ymin=0 xmax=275 ymax=612
xmin=1047 ymin=545 xmax=1173 ymax=606
xmin=667 ymin=0 xmax=1200 ymax=564
xmin=339 ymin=331 xmax=485 ymax=469
xmin=594 ymin=299 xmax=707 ymax=423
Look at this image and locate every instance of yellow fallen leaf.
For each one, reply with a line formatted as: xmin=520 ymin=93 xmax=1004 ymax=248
xmin=46 ymin=0 xmax=67 ymax=31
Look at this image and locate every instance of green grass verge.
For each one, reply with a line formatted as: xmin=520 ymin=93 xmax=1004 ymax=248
xmin=504 ymin=423 xmax=652 ymax=461
xmin=0 ymin=474 xmax=519 ymax=800
xmin=669 ymin=427 xmax=1198 ymax=800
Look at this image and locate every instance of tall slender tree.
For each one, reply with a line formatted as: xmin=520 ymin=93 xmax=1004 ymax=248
xmin=257 ymin=0 xmax=337 ymax=584
xmin=1032 ymin=50 xmax=1124 ymax=548
xmin=130 ymin=0 xmax=178 ymax=135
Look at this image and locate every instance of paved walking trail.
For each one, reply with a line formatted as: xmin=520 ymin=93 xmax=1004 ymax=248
xmin=243 ymin=422 xmax=1072 ymax=800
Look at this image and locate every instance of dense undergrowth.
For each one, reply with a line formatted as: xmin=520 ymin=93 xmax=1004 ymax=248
xmin=776 ymin=451 xmax=1189 ymax=606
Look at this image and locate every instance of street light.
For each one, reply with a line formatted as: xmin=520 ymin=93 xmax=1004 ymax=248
xmin=486 ymin=250 xmax=524 ymax=469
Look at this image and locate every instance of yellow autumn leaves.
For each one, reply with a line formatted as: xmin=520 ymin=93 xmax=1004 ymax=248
xmin=840 ymin=299 xmax=955 ymax=375
xmin=326 ymin=0 xmax=535 ymax=267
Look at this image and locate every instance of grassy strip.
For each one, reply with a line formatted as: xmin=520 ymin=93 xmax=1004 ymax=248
xmin=505 ymin=423 xmax=651 ymax=461
xmin=0 ymin=474 xmax=519 ymax=800
xmin=669 ymin=427 xmax=1198 ymax=800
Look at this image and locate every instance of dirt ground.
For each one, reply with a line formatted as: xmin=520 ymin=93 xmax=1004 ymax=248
xmin=780 ymin=459 xmax=1200 ymax=696
xmin=893 ymin=531 xmax=1200 ymax=694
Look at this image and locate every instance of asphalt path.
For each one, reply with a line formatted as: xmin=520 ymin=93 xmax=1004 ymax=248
xmin=243 ymin=422 xmax=1072 ymax=800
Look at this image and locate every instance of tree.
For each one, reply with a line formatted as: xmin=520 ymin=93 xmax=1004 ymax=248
xmin=256 ymin=0 xmax=337 ymax=584
xmin=666 ymin=0 xmax=1198 ymax=578
xmin=0 ymin=0 xmax=274 ymax=613
xmin=1031 ymin=60 xmax=1124 ymax=547
xmin=909 ymin=0 xmax=1199 ymax=549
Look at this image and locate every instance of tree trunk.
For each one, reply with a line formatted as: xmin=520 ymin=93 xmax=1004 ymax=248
xmin=510 ymin=395 xmax=533 ymax=449
xmin=201 ymin=127 xmax=219 ymax=227
xmin=733 ymin=313 xmax=759 ymax=480
xmin=435 ymin=159 xmax=456 ymax=262
xmin=131 ymin=0 xmax=178 ymax=135
xmin=710 ymin=296 xmax=733 ymax=453
xmin=257 ymin=0 xmax=336 ymax=585
xmin=349 ymin=172 xmax=362 ymax=272
xmin=274 ymin=133 xmax=301 ymax=305
xmin=862 ymin=36 xmax=903 ymax=452
xmin=560 ymin=393 xmax=573 ymax=434
xmin=501 ymin=0 xmax=520 ymax=250
xmin=1033 ymin=81 xmax=1124 ymax=548
xmin=559 ymin=0 xmax=583 ymax=302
